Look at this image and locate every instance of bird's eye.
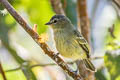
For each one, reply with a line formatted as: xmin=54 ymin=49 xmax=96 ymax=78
xmin=53 ymin=20 xmax=57 ymax=23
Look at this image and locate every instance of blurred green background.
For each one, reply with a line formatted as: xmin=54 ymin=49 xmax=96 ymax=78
xmin=0 ymin=0 xmax=120 ymax=80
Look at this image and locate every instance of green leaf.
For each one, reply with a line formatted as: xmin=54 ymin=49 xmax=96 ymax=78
xmin=104 ymin=53 xmax=120 ymax=80
xmin=20 ymin=0 xmax=55 ymax=34
xmin=95 ymin=69 xmax=107 ymax=80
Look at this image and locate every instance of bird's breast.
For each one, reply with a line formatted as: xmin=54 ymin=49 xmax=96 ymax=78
xmin=54 ymin=30 xmax=85 ymax=60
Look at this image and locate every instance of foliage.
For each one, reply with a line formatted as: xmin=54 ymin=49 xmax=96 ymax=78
xmin=20 ymin=0 xmax=55 ymax=34
xmin=104 ymin=19 xmax=120 ymax=80
xmin=95 ymin=68 xmax=107 ymax=80
xmin=104 ymin=53 xmax=120 ymax=80
xmin=0 ymin=69 xmax=26 ymax=80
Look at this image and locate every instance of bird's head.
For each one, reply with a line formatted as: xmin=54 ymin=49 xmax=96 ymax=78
xmin=45 ymin=14 xmax=71 ymax=29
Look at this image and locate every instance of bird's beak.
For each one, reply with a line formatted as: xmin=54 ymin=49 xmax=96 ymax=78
xmin=45 ymin=21 xmax=52 ymax=25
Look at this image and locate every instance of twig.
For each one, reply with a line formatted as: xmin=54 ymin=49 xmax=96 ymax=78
xmin=77 ymin=0 xmax=90 ymax=42
xmin=77 ymin=0 xmax=95 ymax=80
xmin=112 ymin=0 xmax=120 ymax=17
xmin=5 ymin=62 xmax=73 ymax=72
xmin=0 ymin=62 xmax=7 ymax=80
xmin=0 ymin=0 xmax=82 ymax=79
xmin=50 ymin=0 xmax=65 ymax=15
xmin=108 ymin=24 xmax=116 ymax=38
xmin=91 ymin=56 xmax=103 ymax=60
xmin=112 ymin=0 xmax=120 ymax=8
xmin=5 ymin=67 xmax=21 ymax=72
xmin=5 ymin=56 xmax=103 ymax=73
xmin=5 ymin=62 xmax=74 ymax=72
xmin=30 ymin=61 xmax=74 ymax=68
xmin=5 ymin=63 xmax=58 ymax=72
xmin=2 ymin=42 xmax=37 ymax=79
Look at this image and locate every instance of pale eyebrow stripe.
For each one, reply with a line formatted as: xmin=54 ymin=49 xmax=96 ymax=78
xmin=51 ymin=18 xmax=59 ymax=23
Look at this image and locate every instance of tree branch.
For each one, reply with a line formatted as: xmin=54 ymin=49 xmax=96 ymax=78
xmin=0 ymin=62 xmax=7 ymax=80
xmin=77 ymin=0 xmax=90 ymax=42
xmin=50 ymin=0 xmax=65 ymax=15
xmin=108 ymin=24 xmax=116 ymax=38
xmin=112 ymin=0 xmax=120 ymax=8
xmin=112 ymin=0 xmax=120 ymax=17
xmin=0 ymin=0 xmax=82 ymax=79
xmin=5 ymin=56 xmax=103 ymax=73
xmin=77 ymin=0 xmax=95 ymax=80
xmin=5 ymin=61 xmax=74 ymax=72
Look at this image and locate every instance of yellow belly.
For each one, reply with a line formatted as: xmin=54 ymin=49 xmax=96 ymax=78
xmin=55 ymin=37 xmax=87 ymax=60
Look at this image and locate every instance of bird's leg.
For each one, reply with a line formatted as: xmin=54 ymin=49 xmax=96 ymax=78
xmin=53 ymin=53 xmax=60 ymax=59
xmin=67 ymin=61 xmax=79 ymax=75
xmin=73 ymin=67 xmax=79 ymax=74
xmin=72 ymin=62 xmax=79 ymax=74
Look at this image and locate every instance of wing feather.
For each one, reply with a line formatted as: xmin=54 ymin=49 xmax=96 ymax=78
xmin=74 ymin=30 xmax=90 ymax=58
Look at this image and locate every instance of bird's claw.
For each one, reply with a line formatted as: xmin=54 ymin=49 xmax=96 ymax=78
xmin=73 ymin=69 xmax=79 ymax=75
xmin=53 ymin=53 xmax=59 ymax=59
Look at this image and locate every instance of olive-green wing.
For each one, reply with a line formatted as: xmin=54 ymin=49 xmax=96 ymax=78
xmin=74 ymin=30 xmax=90 ymax=58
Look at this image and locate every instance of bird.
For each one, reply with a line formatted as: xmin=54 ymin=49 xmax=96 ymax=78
xmin=45 ymin=14 xmax=96 ymax=72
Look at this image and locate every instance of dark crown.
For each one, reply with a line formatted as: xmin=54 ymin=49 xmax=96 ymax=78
xmin=50 ymin=14 xmax=65 ymax=21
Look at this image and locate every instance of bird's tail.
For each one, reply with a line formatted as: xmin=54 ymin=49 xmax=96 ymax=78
xmin=83 ymin=59 xmax=96 ymax=72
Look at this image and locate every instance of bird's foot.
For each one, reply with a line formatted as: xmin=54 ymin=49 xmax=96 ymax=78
xmin=53 ymin=53 xmax=59 ymax=59
xmin=73 ymin=68 xmax=79 ymax=75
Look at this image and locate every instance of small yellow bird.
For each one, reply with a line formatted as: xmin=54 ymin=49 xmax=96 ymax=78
xmin=45 ymin=14 xmax=96 ymax=72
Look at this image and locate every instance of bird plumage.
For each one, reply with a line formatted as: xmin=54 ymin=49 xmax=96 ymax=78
xmin=45 ymin=14 xmax=96 ymax=72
